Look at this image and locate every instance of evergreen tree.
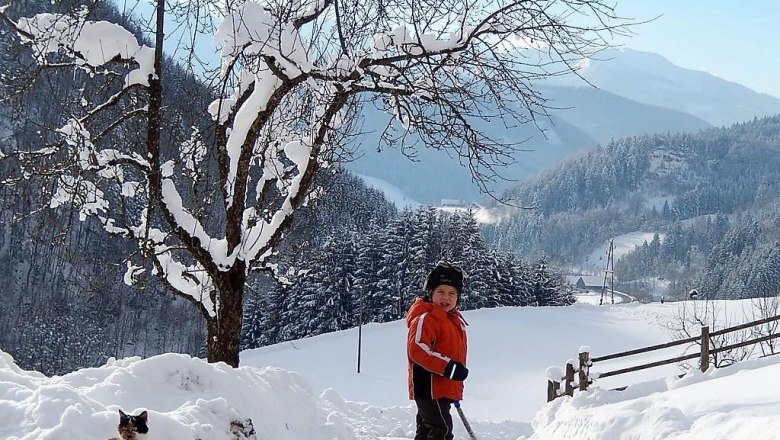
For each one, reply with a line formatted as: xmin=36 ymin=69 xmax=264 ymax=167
xmin=458 ymin=211 xmax=491 ymax=309
xmin=531 ymin=256 xmax=563 ymax=306
xmin=354 ymin=220 xmax=391 ymax=323
xmin=378 ymin=210 xmax=416 ymax=318
xmin=316 ymin=234 xmax=358 ymax=333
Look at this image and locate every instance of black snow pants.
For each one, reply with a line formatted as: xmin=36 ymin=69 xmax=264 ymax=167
xmin=414 ymin=398 xmax=454 ymax=440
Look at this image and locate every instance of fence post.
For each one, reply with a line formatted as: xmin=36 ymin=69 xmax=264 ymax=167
xmin=700 ymin=325 xmax=710 ymax=372
xmin=578 ymin=351 xmax=590 ymax=391
xmin=565 ymin=362 xmax=575 ymax=397
xmin=547 ymin=379 xmax=559 ymax=402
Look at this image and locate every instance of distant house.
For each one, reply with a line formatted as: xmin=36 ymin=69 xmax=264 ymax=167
xmin=440 ymin=198 xmax=465 ymax=207
xmin=565 ymin=275 xmax=605 ymax=290
xmin=438 ymin=199 xmax=482 ymax=211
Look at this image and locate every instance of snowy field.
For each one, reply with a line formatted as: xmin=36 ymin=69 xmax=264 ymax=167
xmin=1 ymin=299 xmax=778 ymax=439
xmin=573 ymin=289 xmax=628 ymax=305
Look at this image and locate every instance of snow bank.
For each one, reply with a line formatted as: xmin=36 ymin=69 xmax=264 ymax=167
xmin=531 ymin=355 xmax=780 ymax=440
xmin=0 ymin=350 xmax=395 ymax=440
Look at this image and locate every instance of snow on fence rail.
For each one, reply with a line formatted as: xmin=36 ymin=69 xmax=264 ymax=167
xmin=546 ymin=314 xmax=780 ymax=402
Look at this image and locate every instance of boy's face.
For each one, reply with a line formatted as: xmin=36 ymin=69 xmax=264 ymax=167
xmin=430 ymin=285 xmax=459 ymax=312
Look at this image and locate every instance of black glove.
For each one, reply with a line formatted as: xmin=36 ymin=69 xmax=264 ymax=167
xmin=443 ymin=360 xmax=469 ymax=381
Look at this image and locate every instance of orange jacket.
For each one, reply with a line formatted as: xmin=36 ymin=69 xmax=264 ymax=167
xmin=406 ymin=297 xmax=468 ymax=401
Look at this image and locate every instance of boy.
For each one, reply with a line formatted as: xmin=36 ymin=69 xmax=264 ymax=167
xmin=406 ymin=261 xmax=469 ymax=440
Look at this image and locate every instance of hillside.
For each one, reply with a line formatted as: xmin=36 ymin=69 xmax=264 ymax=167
xmin=539 ymin=85 xmax=711 ymax=144
xmin=489 ymin=116 xmax=780 ymax=300
xmin=352 ymin=47 xmax=780 ymax=206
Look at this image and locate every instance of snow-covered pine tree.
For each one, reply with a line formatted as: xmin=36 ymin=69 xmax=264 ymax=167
xmin=354 ymin=220 xmax=392 ymax=323
xmin=316 ymin=234 xmax=358 ymax=333
xmin=406 ymin=209 xmax=438 ymax=305
xmin=457 ymin=210 xmax=492 ymax=309
xmin=508 ymin=258 xmax=535 ymax=307
xmin=377 ymin=210 xmax=415 ymax=318
xmin=532 ymin=256 xmax=564 ymax=306
xmin=240 ymin=284 xmax=288 ymax=349
xmin=487 ymin=251 xmax=517 ymax=308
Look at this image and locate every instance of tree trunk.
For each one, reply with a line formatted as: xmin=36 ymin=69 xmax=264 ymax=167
xmin=206 ymin=264 xmax=246 ymax=367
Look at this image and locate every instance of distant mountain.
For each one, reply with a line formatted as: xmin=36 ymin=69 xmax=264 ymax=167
xmin=348 ymin=48 xmax=773 ymax=204
xmin=539 ymin=85 xmax=711 ymax=144
xmin=347 ymin=108 xmax=597 ymax=204
xmin=568 ymin=48 xmax=780 ymax=126
xmin=488 ymin=115 xmax=780 ymax=301
xmin=347 ymin=82 xmax=713 ymax=204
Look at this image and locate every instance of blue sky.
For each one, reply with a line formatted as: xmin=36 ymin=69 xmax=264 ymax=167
xmin=118 ymin=0 xmax=780 ymax=98
xmin=615 ymin=0 xmax=780 ymax=97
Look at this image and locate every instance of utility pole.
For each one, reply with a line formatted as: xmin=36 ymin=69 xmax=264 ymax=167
xmin=599 ymin=238 xmax=615 ymax=305
xmin=610 ymin=239 xmax=615 ymax=304
xmin=357 ymin=287 xmax=363 ymax=374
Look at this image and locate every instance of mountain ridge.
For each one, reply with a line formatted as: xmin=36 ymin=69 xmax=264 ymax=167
xmin=349 ymin=48 xmax=780 ymax=204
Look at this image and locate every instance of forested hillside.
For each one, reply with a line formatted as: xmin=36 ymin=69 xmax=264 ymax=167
xmin=488 ymin=116 xmax=780 ymax=300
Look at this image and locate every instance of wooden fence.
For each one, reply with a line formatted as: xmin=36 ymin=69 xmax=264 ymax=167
xmin=547 ymin=313 xmax=780 ymax=402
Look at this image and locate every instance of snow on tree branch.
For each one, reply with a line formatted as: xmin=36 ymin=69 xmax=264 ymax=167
xmin=160 ymin=177 xmax=228 ymax=266
xmin=13 ymin=9 xmax=155 ymax=87
xmin=50 ymin=175 xmax=108 ymax=221
xmin=215 ymin=3 xmax=311 ymax=79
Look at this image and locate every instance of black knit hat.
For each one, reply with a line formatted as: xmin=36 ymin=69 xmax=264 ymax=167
xmin=424 ymin=261 xmax=466 ymax=294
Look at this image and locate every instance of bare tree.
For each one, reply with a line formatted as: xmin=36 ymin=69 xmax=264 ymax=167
xmin=748 ymin=295 xmax=780 ymax=357
xmin=670 ymin=298 xmax=751 ymax=370
xmin=0 ymin=0 xmax=631 ymax=366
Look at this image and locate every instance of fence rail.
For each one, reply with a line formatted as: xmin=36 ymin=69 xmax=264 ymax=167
xmin=546 ymin=313 xmax=780 ymax=402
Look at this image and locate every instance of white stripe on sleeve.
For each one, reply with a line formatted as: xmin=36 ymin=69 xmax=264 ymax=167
xmin=414 ymin=313 xmax=451 ymax=364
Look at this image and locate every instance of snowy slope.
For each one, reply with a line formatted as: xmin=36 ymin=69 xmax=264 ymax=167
xmin=582 ymin=232 xmax=665 ymax=271
xmin=242 ymin=302 xmax=681 ymax=423
xmin=1 ymin=300 xmax=776 ymax=439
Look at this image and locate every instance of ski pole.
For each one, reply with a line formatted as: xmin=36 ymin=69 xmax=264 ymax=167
xmin=454 ymin=401 xmax=477 ymax=440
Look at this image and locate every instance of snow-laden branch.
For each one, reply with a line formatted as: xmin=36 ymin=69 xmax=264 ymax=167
xmin=212 ymin=4 xmax=315 ymax=210
xmin=50 ymin=175 xmax=108 ymax=221
xmin=240 ymin=137 xmax=312 ymax=263
xmin=59 ymin=119 xmax=150 ymax=173
xmin=160 ymin=177 xmax=230 ymax=267
xmin=215 ymin=3 xmax=311 ymax=79
xmin=13 ymin=10 xmax=155 ymax=87
xmin=126 ymin=224 xmax=218 ymax=317
xmin=239 ymin=83 xmax=348 ymax=267
xmin=293 ymin=0 xmax=334 ymax=29
xmin=150 ymin=245 xmax=218 ymax=317
xmin=221 ymin=70 xmax=283 ymax=209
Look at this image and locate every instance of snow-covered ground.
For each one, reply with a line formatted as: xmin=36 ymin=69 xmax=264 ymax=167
xmin=573 ymin=289 xmax=628 ymax=305
xmin=532 ymin=355 xmax=780 ymax=440
xmin=2 ymin=300 xmax=778 ymax=439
